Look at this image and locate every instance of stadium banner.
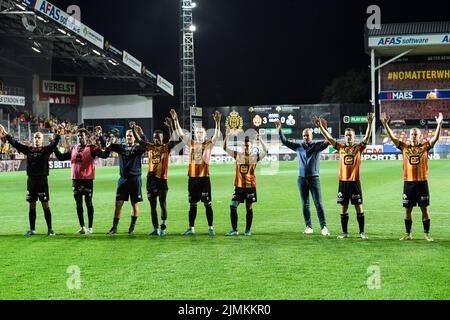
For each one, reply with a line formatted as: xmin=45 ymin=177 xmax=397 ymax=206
xmin=34 ymin=0 xmax=104 ymax=49
xmin=19 ymin=0 xmax=37 ymax=7
xmin=123 ymin=51 xmax=142 ymax=74
xmin=0 ymin=94 xmax=26 ymax=106
xmin=379 ymin=89 xmax=450 ymax=101
xmin=368 ymin=34 xmax=450 ymax=47
xmin=39 ymin=80 xmax=80 ymax=105
xmin=157 ymin=75 xmax=174 ymax=96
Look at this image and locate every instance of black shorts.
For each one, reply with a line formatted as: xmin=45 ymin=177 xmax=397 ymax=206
xmin=72 ymin=180 xmax=94 ymax=198
xmin=116 ymin=176 xmax=143 ymax=203
xmin=147 ymin=175 xmax=168 ymax=199
xmin=27 ymin=177 xmax=50 ymax=203
xmin=403 ymin=181 xmax=430 ymax=208
xmin=232 ymin=187 xmax=257 ymax=204
xmin=337 ymin=181 xmax=363 ymax=205
xmin=188 ymin=177 xmax=212 ymax=204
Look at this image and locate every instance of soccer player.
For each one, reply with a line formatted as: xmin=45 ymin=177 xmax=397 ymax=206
xmin=170 ymin=109 xmax=222 ymax=236
xmin=314 ymin=114 xmax=374 ymax=240
xmin=223 ymin=132 xmax=268 ymax=236
xmin=0 ymin=124 xmax=61 ymax=236
xmin=131 ymin=119 xmax=179 ymax=236
xmin=54 ymin=127 xmax=109 ymax=235
xmin=381 ymin=112 xmax=443 ymax=242
xmin=106 ymin=126 xmax=148 ymax=235
xmin=275 ymin=120 xmax=330 ymax=236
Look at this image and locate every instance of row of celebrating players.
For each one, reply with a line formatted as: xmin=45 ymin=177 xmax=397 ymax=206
xmin=0 ymin=110 xmax=444 ymax=241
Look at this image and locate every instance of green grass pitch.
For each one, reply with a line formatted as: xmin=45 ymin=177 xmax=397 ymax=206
xmin=0 ymin=160 xmax=449 ymax=300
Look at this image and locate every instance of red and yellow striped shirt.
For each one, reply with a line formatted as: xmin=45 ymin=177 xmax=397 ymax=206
xmin=234 ymin=152 xmax=260 ymax=188
xmin=335 ymin=142 xmax=366 ymax=182
xmin=398 ymin=141 xmax=431 ymax=182
xmin=147 ymin=144 xmax=171 ymax=180
xmin=188 ymin=140 xmax=214 ymax=178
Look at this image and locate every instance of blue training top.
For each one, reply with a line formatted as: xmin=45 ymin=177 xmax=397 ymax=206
xmin=279 ymin=131 xmax=329 ymax=178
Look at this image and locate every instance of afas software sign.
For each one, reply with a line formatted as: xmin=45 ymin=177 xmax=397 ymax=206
xmin=33 ymin=0 xmax=104 ymax=49
xmin=39 ymin=80 xmax=80 ymax=105
xmin=369 ymin=34 xmax=450 ymax=47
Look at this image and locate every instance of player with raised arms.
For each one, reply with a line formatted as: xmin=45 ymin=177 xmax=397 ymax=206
xmin=170 ymin=109 xmax=222 ymax=236
xmin=0 ymin=124 xmax=61 ymax=236
xmin=223 ymin=131 xmax=268 ymax=236
xmin=381 ymin=112 xmax=443 ymax=242
xmin=314 ymin=114 xmax=374 ymax=240
xmin=130 ymin=118 xmax=179 ymax=236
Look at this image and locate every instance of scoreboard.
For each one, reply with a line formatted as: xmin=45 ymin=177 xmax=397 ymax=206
xmin=204 ymin=104 xmax=341 ymax=139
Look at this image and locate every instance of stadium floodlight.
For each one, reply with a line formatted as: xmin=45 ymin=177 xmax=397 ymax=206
xmin=36 ymin=15 xmax=48 ymax=23
xmin=57 ymin=28 xmax=67 ymax=35
xmin=189 ymin=24 xmax=197 ymax=32
xmin=108 ymin=59 xmax=119 ymax=66
xmin=15 ymin=3 xmax=27 ymax=10
xmin=191 ymin=2 xmax=197 ymax=8
xmin=75 ymin=38 xmax=86 ymax=46
xmin=31 ymin=46 xmax=41 ymax=53
xmin=92 ymin=49 xmax=102 ymax=56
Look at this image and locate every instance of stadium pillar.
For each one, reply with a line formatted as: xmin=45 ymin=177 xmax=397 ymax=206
xmin=77 ymin=76 xmax=83 ymax=125
xmin=32 ymin=74 xmax=49 ymax=121
xmin=371 ymin=49 xmax=376 ymax=146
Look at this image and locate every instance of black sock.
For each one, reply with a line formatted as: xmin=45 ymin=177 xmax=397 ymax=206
xmin=246 ymin=207 xmax=254 ymax=232
xmin=87 ymin=206 xmax=94 ymax=229
xmin=423 ymin=219 xmax=430 ymax=234
xmin=230 ymin=206 xmax=238 ymax=231
xmin=205 ymin=204 xmax=214 ymax=227
xmin=160 ymin=224 xmax=167 ymax=231
xmin=357 ymin=213 xmax=365 ymax=234
xmin=29 ymin=208 xmax=37 ymax=231
xmin=43 ymin=208 xmax=52 ymax=230
xmin=189 ymin=204 xmax=197 ymax=228
xmin=130 ymin=216 xmax=138 ymax=227
xmin=405 ymin=219 xmax=413 ymax=234
xmin=151 ymin=209 xmax=159 ymax=229
xmin=76 ymin=205 xmax=84 ymax=228
xmin=341 ymin=214 xmax=349 ymax=233
xmin=113 ymin=218 xmax=120 ymax=229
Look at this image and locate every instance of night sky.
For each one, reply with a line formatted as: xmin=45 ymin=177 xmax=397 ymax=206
xmin=49 ymin=0 xmax=450 ymax=120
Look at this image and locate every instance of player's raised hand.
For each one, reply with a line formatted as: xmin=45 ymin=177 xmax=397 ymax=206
xmin=214 ymin=111 xmax=222 ymax=123
xmin=380 ymin=112 xmax=389 ymax=125
xmin=312 ymin=116 xmax=321 ymax=127
xmin=134 ymin=125 xmax=143 ymax=137
xmin=164 ymin=117 xmax=173 ymax=129
xmin=170 ymin=109 xmax=178 ymax=121
xmin=274 ymin=120 xmax=282 ymax=130
xmin=129 ymin=121 xmax=136 ymax=129
xmin=436 ymin=113 xmax=444 ymax=125
xmin=367 ymin=113 xmax=375 ymax=125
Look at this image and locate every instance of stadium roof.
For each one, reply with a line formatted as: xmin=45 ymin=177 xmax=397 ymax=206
xmin=365 ymin=21 xmax=450 ymax=57
xmin=0 ymin=0 xmax=174 ymax=97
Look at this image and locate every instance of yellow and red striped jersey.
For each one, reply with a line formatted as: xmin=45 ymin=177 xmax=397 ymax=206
xmin=335 ymin=142 xmax=366 ymax=182
xmin=146 ymin=144 xmax=171 ymax=180
xmin=398 ymin=141 xmax=431 ymax=182
xmin=188 ymin=140 xmax=214 ymax=178
xmin=233 ymin=152 xmax=260 ymax=188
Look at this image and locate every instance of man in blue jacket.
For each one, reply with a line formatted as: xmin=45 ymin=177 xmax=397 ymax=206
xmin=275 ymin=120 xmax=330 ymax=236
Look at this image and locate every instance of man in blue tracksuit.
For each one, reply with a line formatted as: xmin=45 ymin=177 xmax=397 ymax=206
xmin=275 ymin=120 xmax=330 ymax=236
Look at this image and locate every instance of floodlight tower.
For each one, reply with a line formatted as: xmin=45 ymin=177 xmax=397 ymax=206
xmin=180 ymin=0 xmax=197 ymax=133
